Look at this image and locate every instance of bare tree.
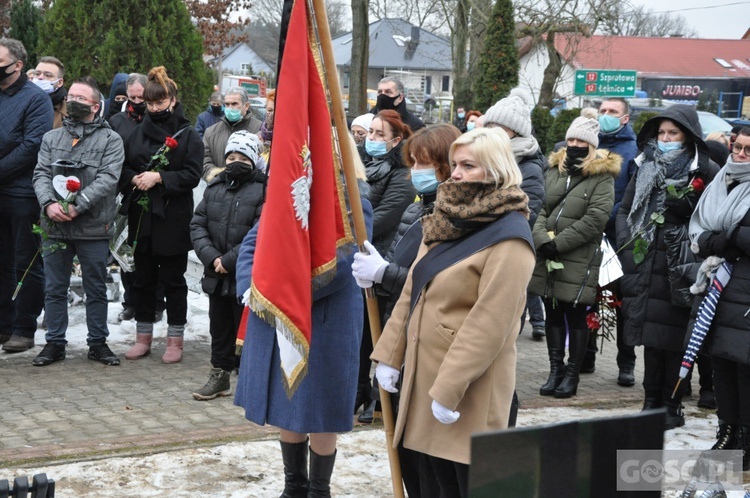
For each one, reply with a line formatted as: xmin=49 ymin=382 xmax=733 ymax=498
xmin=369 ymin=0 xmax=449 ymax=32
xmin=349 ymin=0 xmax=369 ymax=116
xmin=185 ymin=0 xmax=252 ymax=89
xmin=598 ymin=4 xmax=698 ymax=37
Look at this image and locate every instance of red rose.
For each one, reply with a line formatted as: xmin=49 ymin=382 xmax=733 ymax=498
xmin=164 ymin=136 xmax=178 ymax=149
xmin=691 ymin=177 xmax=705 ymax=193
xmin=586 ymin=311 xmax=601 ymax=331
xmin=66 ymin=179 xmax=81 ymax=193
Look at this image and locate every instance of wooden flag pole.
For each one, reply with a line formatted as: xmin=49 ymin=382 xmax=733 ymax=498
xmin=309 ymin=1 xmax=405 ymax=497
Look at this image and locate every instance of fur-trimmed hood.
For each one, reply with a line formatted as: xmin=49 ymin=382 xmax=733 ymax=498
xmin=548 ymin=148 xmax=622 ymax=178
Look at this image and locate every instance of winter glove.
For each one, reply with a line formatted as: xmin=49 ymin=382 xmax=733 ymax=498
xmin=663 ymin=195 xmax=696 ymax=220
xmin=353 ymin=240 xmax=388 ymax=285
xmin=431 ymin=399 xmax=460 ymax=424
xmin=707 ymin=231 xmax=729 ymax=256
xmin=537 ymin=241 xmax=558 ymax=259
xmin=375 ymin=363 xmax=400 ymax=393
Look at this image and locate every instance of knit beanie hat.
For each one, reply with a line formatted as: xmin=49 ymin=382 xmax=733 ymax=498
xmin=484 ymin=95 xmax=532 ymax=137
xmin=565 ymin=108 xmax=600 ymax=148
xmin=351 ymin=113 xmax=374 ymax=131
xmin=225 ymin=130 xmax=265 ymax=169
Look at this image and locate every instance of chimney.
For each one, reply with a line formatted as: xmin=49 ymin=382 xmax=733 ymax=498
xmin=405 ymin=26 xmax=420 ymax=60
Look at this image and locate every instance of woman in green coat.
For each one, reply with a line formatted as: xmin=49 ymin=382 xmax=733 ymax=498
xmin=530 ymin=109 xmax=621 ymax=398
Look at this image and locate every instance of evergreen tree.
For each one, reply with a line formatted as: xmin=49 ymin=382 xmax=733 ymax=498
xmin=9 ymin=0 xmax=42 ymax=66
xmin=531 ymin=106 xmax=554 ymax=155
xmin=549 ymin=108 xmax=580 ymax=146
xmin=472 ymin=0 xmax=518 ymax=111
xmin=37 ymin=0 xmax=213 ymax=120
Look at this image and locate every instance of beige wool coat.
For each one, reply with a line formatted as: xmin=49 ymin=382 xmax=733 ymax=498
xmin=371 ymin=237 xmax=535 ymax=464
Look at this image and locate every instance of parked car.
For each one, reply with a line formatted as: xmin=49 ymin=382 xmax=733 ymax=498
xmin=249 ymin=97 xmax=266 ymax=122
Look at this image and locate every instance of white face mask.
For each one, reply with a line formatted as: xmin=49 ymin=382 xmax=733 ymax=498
xmin=33 ymin=78 xmax=60 ymax=95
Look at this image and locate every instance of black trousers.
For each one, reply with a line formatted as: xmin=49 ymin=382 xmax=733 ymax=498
xmin=712 ymin=355 xmax=750 ymax=426
xmin=543 ymin=299 xmax=588 ymax=332
xmin=208 ymin=292 xmax=243 ymax=372
xmin=642 ymin=346 xmax=686 ymax=406
xmin=426 ymin=453 xmax=469 ymax=498
xmin=122 ymin=269 xmax=165 ymax=311
xmin=133 ymin=252 xmax=188 ymax=325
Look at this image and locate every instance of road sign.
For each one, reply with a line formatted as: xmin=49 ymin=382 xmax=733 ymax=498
xmin=574 ymin=70 xmax=637 ymax=97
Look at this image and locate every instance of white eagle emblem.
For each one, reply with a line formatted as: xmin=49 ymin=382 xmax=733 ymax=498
xmin=291 ymin=144 xmax=313 ymax=230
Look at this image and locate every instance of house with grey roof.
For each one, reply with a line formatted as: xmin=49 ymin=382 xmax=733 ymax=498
xmin=208 ymin=42 xmax=276 ymax=77
xmin=331 ymin=18 xmax=453 ymax=105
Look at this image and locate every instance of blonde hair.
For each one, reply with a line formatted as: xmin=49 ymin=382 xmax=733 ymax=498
xmin=705 ymin=131 xmax=729 ymax=147
xmin=449 ymin=128 xmax=523 ymax=189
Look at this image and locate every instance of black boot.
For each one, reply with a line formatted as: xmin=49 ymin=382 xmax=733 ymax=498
xmin=641 ymin=390 xmax=663 ymax=411
xmin=711 ymin=420 xmax=737 ymax=450
xmin=736 ymin=426 xmax=750 ymax=471
xmin=554 ymin=327 xmax=589 ymax=398
xmin=580 ymin=330 xmax=597 ymax=374
xmin=664 ymin=403 xmax=685 ymax=430
xmin=308 ymin=448 xmax=336 ymax=498
xmin=279 ymin=440 xmax=309 ymax=498
xmin=540 ymin=325 xmax=566 ymax=396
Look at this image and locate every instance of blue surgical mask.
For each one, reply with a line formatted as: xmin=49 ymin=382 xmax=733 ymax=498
xmin=466 ymin=121 xmax=476 ymax=131
xmin=598 ymin=114 xmax=622 ymax=134
xmin=411 ymin=168 xmax=439 ymax=194
xmin=457 ymin=112 xmax=465 ymax=119
xmin=33 ymin=78 xmax=60 ymax=95
xmin=365 ymin=138 xmax=389 ymax=158
xmin=224 ymin=107 xmax=242 ymax=123
xmin=657 ymin=140 xmax=684 ymax=153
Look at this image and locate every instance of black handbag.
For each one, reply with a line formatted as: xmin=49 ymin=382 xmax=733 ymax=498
xmin=664 ymin=225 xmax=702 ymax=308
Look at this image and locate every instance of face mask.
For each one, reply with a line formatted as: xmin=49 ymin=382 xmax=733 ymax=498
xmin=109 ymin=101 xmax=125 ymax=118
xmin=210 ymin=104 xmax=224 ymax=115
xmin=376 ymin=93 xmax=399 ymax=111
xmin=224 ymin=107 xmax=242 ymax=123
xmin=33 ymin=78 xmax=60 ymax=94
xmin=0 ymin=61 xmax=16 ymax=82
xmin=466 ymin=121 xmax=475 ymax=131
xmin=67 ymin=101 xmax=94 ymax=121
xmin=658 ymin=141 xmax=684 ymax=153
xmin=411 ymin=168 xmax=439 ymax=194
xmin=225 ymin=160 xmax=254 ymax=180
xmin=566 ymin=145 xmax=589 ymax=162
xmin=598 ymin=114 xmax=622 ymax=134
xmin=149 ymin=106 xmax=172 ymax=123
xmin=457 ymin=112 xmax=465 ymax=119
xmin=129 ymin=101 xmax=146 ymax=116
xmin=365 ymin=138 xmax=389 ymax=157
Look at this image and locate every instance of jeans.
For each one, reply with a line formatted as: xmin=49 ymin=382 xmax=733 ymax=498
xmin=44 ymin=239 xmax=110 ymax=345
xmin=0 ymin=195 xmax=45 ymax=338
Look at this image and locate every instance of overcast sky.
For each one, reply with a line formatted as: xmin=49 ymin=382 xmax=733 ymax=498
xmin=629 ymin=0 xmax=749 ymax=39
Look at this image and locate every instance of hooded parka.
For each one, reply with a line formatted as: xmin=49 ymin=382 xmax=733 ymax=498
xmin=529 ymin=148 xmax=621 ymax=306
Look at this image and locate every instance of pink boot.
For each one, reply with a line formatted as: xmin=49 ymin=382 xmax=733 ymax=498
xmin=162 ymin=336 xmax=184 ymax=364
xmin=125 ymin=333 xmax=152 ymax=360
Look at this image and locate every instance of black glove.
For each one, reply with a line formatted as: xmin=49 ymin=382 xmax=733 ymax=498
xmin=707 ymin=231 xmax=730 ymax=256
xmin=538 ymin=241 xmax=558 ymax=259
xmin=722 ymin=246 xmax=742 ymax=262
xmin=663 ymin=195 xmax=695 ymax=220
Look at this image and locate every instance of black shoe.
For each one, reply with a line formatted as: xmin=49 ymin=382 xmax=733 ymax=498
xmin=617 ymin=368 xmax=635 ymax=387
xmin=665 ymin=404 xmax=685 ymax=430
xmin=358 ymin=399 xmax=381 ymax=424
xmin=88 ymin=342 xmax=121 ymax=366
xmin=117 ymin=306 xmax=136 ymax=323
xmin=32 ymin=343 xmax=66 ymax=366
xmin=580 ymin=353 xmax=596 ymax=374
xmin=697 ymin=389 xmax=717 ymax=409
xmin=531 ymin=326 xmax=545 ymax=341
xmin=0 ymin=334 xmax=11 ymax=344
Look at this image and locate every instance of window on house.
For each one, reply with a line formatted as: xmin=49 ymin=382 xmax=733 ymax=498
xmin=441 ymin=75 xmax=450 ymax=92
xmin=425 ymin=76 xmax=432 ymax=95
xmin=241 ymin=63 xmax=253 ymax=74
xmin=714 ymin=58 xmax=732 ymax=68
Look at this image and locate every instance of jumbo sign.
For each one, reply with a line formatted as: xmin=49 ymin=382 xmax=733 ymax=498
xmin=662 ymin=85 xmax=701 ymax=98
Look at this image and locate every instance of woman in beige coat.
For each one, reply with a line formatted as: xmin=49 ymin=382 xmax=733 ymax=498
xmin=371 ymin=128 xmax=536 ymax=497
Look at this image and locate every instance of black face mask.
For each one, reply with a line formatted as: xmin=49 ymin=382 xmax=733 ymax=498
xmin=0 ymin=61 xmax=16 ymax=82
xmin=108 ymin=101 xmax=126 ymax=118
xmin=210 ymin=105 xmax=224 ymax=115
xmin=67 ymin=101 xmax=94 ymax=121
xmin=377 ymin=93 xmax=399 ymax=111
xmin=128 ymin=101 xmax=147 ymax=116
xmin=564 ymin=145 xmax=589 ymax=173
xmin=225 ymin=160 xmax=256 ymax=181
xmin=149 ymin=106 xmax=172 ymax=123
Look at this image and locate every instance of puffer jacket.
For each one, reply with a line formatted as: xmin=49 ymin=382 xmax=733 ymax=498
xmin=0 ymin=72 xmax=54 ymax=198
xmin=517 ymin=148 xmax=546 ymax=228
xmin=529 ymin=148 xmax=621 ymax=306
xmin=365 ymin=143 xmax=417 ymax=255
xmin=190 ymin=169 xmax=266 ymax=297
xmin=616 ymin=105 xmax=719 ymax=351
xmin=33 ymin=117 xmax=124 ymax=240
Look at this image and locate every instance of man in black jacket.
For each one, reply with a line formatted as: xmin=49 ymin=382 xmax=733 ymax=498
xmin=371 ymin=76 xmax=424 ymax=132
xmin=0 ymin=38 xmax=54 ymax=353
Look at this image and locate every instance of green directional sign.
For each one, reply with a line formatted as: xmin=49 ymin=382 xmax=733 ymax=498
xmin=574 ymin=69 xmax=637 ymax=97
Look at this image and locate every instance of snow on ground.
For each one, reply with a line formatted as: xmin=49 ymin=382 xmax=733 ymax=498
xmin=4 ymin=288 xmax=748 ymax=496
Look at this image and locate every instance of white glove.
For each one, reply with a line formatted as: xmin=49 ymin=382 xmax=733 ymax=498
xmin=375 ymin=363 xmax=400 ymax=393
xmin=354 ymin=275 xmax=373 ymax=289
xmin=432 ymin=400 xmax=460 ymax=424
xmin=352 ymin=240 xmax=388 ymax=284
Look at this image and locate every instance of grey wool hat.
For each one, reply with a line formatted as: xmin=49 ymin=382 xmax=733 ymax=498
xmin=565 ymin=108 xmax=600 ymax=148
xmin=224 ymin=130 xmax=264 ymax=168
xmin=484 ymin=95 xmax=532 ymax=137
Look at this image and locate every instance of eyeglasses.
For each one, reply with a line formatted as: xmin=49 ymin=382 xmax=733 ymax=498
xmin=732 ymin=143 xmax=750 ymax=156
xmin=66 ymin=95 xmax=97 ymax=104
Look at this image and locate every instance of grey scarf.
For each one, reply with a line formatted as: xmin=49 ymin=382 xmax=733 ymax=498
xmin=689 ymin=157 xmax=750 ymax=246
xmin=511 ymin=136 xmax=539 ymax=163
xmin=627 ymin=140 xmax=694 ymax=244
